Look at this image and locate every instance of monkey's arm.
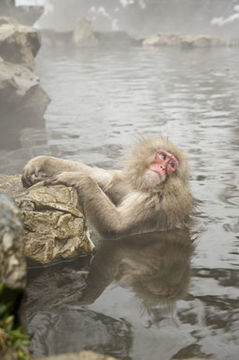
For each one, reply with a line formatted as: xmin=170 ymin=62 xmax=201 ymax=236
xmin=22 ymin=155 xmax=120 ymax=189
xmin=45 ymin=171 xmax=154 ymax=238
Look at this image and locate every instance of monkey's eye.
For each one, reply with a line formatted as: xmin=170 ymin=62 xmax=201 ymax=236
xmin=170 ymin=161 xmax=175 ymax=168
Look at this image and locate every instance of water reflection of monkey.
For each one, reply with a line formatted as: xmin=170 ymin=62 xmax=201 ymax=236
xmin=21 ymin=231 xmax=194 ymax=331
xmin=80 ymin=230 xmax=194 ymax=307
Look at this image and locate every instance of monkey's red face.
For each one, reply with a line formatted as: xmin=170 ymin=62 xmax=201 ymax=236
xmin=146 ymin=150 xmax=179 ymax=186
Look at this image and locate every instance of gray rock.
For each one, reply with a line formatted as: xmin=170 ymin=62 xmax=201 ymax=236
xmin=0 ymin=18 xmax=41 ymax=70
xmin=0 ymin=18 xmax=50 ymax=145
xmin=28 ymin=307 xmax=129 ymax=358
xmin=0 ymin=193 xmax=25 ymax=289
xmin=143 ymin=32 xmax=225 ymax=48
xmin=0 ymin=57 xmax=50 ymax=124
xmin=95 ymin=31 xmax=141 ymax=48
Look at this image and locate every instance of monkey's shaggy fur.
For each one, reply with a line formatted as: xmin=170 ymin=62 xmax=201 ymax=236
xmin=22 ymin=137 xmax=194 ymax=238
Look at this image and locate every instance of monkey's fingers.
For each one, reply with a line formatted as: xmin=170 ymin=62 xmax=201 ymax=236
xmin=22 ymin=169 xmax=47 ymax=188
xmin=44 ymin=176 xmax=61 ymax=186
xmin=22 ymin=170 xmax=36 ymax=188
xmin=21 ymin=173 xmax=31 ymax=188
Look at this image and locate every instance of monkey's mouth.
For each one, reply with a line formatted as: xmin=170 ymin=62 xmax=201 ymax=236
xmin=147 ymin=169 xmax=166 ymax=185
xmin=150 ymin=169 xmax=166 ymax=179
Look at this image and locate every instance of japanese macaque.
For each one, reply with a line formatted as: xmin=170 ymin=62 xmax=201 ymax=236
xmin=21 ymin=138 xmax=193 ymax=238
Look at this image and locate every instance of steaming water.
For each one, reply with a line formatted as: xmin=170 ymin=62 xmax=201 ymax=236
xmin=2 ymin=45 xmax=239 ymax=359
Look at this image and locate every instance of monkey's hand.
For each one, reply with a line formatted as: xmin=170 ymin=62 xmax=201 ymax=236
xmin=44 ymin=171 xmax=90 ymax=189
xmin=22 ymin=156 xmax=87 ymax=188
xmin=22 ymin=155 xmax=119 ymax=191
xmin=22 ymin=156 xmax=52 ymax=188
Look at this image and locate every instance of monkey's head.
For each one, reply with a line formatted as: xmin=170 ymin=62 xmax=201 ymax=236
xmin=124 ymin=138 xmax=190 ymax=193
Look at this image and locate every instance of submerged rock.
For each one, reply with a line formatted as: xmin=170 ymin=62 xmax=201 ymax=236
xmin=0 ymin=18 xmax=41 ymax=70
xmin=27 ymin=306 xmax=130 ymax=358
xmin=39 ymin=350 xmax=117 ymax=360
xmin=95 ymin=31 xmax=140 ymax=47
xmin=0 ymin=193 xmax=25 ymax=289
xmin=143 ymin=32 xmax=225 ymax=48
xmin=0 ymin=175 xmax=94 ymax=265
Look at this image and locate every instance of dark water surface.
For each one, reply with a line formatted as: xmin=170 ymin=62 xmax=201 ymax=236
xmin=2 ymin=45 xmax=239 ymax=359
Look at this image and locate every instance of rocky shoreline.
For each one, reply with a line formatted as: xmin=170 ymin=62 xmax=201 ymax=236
xmin=38 ymin=17 xmax=239 ymax=50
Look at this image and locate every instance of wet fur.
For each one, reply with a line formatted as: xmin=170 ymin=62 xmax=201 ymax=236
xmin=22 ymin=137 xmax=193 ymax=238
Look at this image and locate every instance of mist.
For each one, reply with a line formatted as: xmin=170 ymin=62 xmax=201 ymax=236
xmin=26 ymin=0 xmax=239 ymax=39
xmin=1 ymin=2 xmax=239 ymax=360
